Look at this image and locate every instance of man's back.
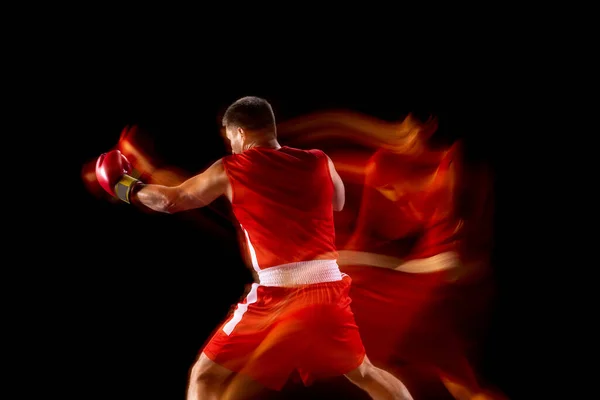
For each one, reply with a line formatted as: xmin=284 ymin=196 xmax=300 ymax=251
xmin=222 ymin=146 xmax=338 ymax=270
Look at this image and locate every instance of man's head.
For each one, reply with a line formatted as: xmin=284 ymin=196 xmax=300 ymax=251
xmin=222 ymin=96 xmax=277 ymax=154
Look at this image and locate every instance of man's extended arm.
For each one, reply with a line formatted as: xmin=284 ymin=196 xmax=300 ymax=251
xmin=95 ymin=149 xmax=230 ymax=213
xmin=131 ymin=159 xmax=229 ymax=213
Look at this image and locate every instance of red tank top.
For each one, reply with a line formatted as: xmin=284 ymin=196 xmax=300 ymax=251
xmin=222 ymin=146 xmax=338 ymax=271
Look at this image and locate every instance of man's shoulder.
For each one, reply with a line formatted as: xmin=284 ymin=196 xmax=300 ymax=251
xmin=291 ymin=146 xmax=327 ymax=157
xmin=205 ymin=157 xmax=227 ymax=173
xmin=221 ymin=153 xmax=242 ymax=164
xmin=214 ymin=157 xmax=226 ymax=164
xmin=276 ymin=145 xmax=325 ymax=159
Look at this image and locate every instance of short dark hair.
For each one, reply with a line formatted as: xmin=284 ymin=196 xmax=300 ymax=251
xmin=221 ymin=96 xmax=276 ymax=133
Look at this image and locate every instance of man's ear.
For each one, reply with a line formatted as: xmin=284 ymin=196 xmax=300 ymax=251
xmin=237 ymin=127 xmax=245 ymax=139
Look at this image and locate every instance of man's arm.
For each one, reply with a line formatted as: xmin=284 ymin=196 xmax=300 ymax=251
xmin=327 ymin=155 xmax=345 ymax=212
xmin=131 ymin=158 xmax=230 ymax=213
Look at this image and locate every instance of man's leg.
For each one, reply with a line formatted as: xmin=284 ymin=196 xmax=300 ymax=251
xmin=186 ymin=352 xmax=270 ymax=400
xmin=344 ymin=355 xmax=414 ymax=400
xmin=186 ymin=352 xmax=234 ymax=400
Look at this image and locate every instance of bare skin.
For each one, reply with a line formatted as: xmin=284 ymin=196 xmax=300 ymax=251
xmin=133 ymin=125 xmax=413 ymax=400
xmin=132 ymin=126 xmax=345 ymax=214
xmin=186 ymin=351 xmax=412 ymax=400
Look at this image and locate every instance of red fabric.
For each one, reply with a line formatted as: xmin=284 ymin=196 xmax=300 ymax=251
xmin=202 ymin=275 xmax=366 ymax=391
xmin=222 ymin=146 xmax=338 ymax=270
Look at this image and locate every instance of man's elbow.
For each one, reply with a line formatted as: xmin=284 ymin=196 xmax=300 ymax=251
xmin=164 ymin=198 xmax=187 ymax=214
xmin=155 ymin=198 xmax=176 ymax=214
xmin=333 ymin=200 xmax=345 ymax=212
xmin=161 ymin=189 xmax=186 ymax=214
xmin=164 ymin=190 xmax=209 ymax=213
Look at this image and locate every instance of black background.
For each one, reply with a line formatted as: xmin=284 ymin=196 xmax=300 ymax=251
xmin=5 ymin=3 xmax=569 ymax=395
xmin=57 ymin=62 xmax=535 ymax=399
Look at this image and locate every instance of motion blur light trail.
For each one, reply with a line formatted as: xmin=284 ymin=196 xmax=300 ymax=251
xmin=81 ymin=110 xmax=504 ymax=399
xmin=80 ymin=124 xmax=235 ymax=240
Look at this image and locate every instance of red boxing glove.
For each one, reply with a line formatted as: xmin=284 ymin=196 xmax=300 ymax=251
xmin=95 ymin=149 xmax=142 ymax=204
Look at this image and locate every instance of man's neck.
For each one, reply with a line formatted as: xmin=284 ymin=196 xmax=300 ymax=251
xmin=245 ymin=139 xmax=281 ymax=151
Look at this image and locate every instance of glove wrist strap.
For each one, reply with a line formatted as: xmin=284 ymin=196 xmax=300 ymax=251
xmin=115 ymin=174 xmax=141 ymax=204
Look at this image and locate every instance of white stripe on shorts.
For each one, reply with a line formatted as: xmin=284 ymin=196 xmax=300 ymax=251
xmin=222 ymin=283 xmax=259 ymax=336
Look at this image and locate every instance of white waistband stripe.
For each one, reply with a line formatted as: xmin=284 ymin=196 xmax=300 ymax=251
xmin=258 ymin=259 xmax=342 ymax=287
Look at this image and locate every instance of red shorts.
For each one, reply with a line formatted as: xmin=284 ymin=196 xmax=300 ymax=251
xmin=341 ymin=265 xmax=495 ymax=385
xmin=202 ymin=275 xmax=366 ymax=391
